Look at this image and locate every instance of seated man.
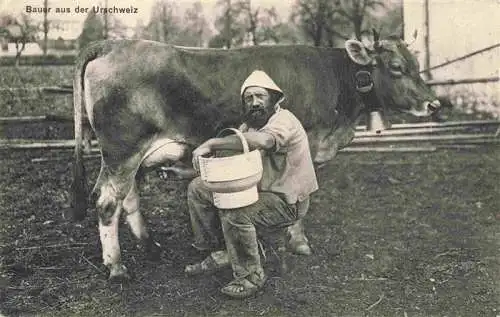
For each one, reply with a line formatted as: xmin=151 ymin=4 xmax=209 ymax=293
xmin=186 ymin=70 xmax=319 ymax=299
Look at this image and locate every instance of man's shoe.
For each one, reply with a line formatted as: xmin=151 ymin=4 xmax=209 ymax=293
xmin=221 ymin=272 xmax=267 ymax=299
xmin=288 ymin=240 xmax=312 ymax=256
xmin=191 ymin=242 xmax=213 ymax=251
xmin=185 ymin=250 xmax=230 ymax=275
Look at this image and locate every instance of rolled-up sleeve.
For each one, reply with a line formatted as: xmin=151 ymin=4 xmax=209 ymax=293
xmin=260 ymin=111 xmax=297 ymax=152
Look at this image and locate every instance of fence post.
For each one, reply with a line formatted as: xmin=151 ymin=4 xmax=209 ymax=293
xmin=423 ymin=0 xmax=433 ymax=80
xmin=496 ymin=68 xmax=500 ymax=137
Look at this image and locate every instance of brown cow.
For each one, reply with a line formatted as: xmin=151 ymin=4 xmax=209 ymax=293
xmin=71 ymin=35 xmax=440 ymax=280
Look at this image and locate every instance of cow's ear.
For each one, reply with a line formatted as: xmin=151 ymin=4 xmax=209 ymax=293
xmin=345 ymin=40 xmax=373 ymax=66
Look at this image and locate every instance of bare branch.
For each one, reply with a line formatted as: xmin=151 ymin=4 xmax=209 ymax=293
xmin=336 ymin=8 xmax=353 ymax=21
xmin=325 ymin=26 xmax=350 ymax=40
xmin=366 ymin=0 xmax=385 ymax=9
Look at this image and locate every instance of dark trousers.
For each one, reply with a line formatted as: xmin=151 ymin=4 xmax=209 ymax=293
xmin=187 ymin=177 xmax=300 ymax=279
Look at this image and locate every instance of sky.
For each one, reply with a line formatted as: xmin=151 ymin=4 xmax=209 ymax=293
xmin=0 ymin=0 xmax=292 ymax=39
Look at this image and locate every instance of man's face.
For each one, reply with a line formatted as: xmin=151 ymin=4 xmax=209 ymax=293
xmin=242 ymin=86 xmax=274 ymax=129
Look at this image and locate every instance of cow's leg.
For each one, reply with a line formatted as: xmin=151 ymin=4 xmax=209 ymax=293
xmin=96 ymin=139 xmax=188 ymax=280
xmin=97 ymin=180 xmax=129 ymax=281
xmin=90 ymin=157 xmax=106 ymax=204
xmin=123 ymin=180 xmax=161 ymax=260
xmin=82 ymin=123 xmax=93 ymax=154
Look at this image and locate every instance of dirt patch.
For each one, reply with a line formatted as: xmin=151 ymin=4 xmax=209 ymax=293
xmin=1 ymin=141 xmax=499 ymax=316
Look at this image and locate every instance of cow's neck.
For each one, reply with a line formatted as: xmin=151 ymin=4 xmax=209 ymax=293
xmin=326 ymin=62 xmax=387 ymax=156
xmin=327 ymin=66 xmax=369 ymax=151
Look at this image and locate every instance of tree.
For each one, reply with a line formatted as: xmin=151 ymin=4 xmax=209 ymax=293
xmin=132 ymin=19 xmax=146 ymax=39
xmin=182 ymin=2 xmax=209 ymax=47
xmin=271 ymin=22 xmax=304 ymax=44
xmin=207 ymin=33 xmax=225 ymax=48
xmin=78 ymin=9 xmax=130 ymax=48
xmin=78 ymin=11 xmax=105 ymax=49
xmin=366 ymin=2 xmax=403 ymax=39
xmin=255 ymin=7 xmax=281 ymax=44
xmin=212 ymin=0 xmax=246 ymax=48
xmin=143 ymin=0 xmax=181 ymax=43
xmin=240 ymin=0 xmax=261 ymax=45
xmin=336 ymin=0 xmax=385 ymax=40
xmin=42 ymin=0 xmax=49 ymax=55
xmin=291 ymin=0 xmax=342 ymax=47
xmin=0 ymin=14 xmax=40 ymax=66
xmin=240 ymin=0 xmax=281 ymax=46
xmin=107 ymin=18 xmax=129 ymax=39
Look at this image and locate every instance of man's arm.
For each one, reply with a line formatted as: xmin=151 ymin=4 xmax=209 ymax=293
xmin=191 ymin=132 xmax=274 ymax=171
xmin=207 ymin=132 xmax=274 ymax=151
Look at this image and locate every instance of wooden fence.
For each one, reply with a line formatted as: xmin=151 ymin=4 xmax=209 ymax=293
xmin=1 ymin=115 xmax=499 ymax=161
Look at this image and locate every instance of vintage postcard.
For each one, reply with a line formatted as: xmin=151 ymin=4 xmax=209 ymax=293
xmin=0 ymin=0 xmax=499 ymax=316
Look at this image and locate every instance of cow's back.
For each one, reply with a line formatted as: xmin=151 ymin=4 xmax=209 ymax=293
xmin=82 ymin=40 xmax=360 ymax=163
xmin=172 ymin=44 xmax=360 ymax=130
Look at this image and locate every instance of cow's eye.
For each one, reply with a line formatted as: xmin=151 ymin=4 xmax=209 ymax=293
xmin=389 ymin=62 xmax=404 ymax=76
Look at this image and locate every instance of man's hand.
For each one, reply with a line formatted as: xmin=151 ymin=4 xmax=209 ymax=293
xmin=158 ymin=166 xmax=198 ymax=180
xmin=192 ymin=142 xmax=212 ymax=172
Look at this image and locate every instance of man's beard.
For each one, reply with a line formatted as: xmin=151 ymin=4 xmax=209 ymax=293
xmin=243 ymin=108 xmax=273 ymax=129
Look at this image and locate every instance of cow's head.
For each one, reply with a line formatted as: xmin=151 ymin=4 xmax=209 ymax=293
xmin=313 ymin=33 xmax=441 ymax=164
xmin=345 ymin=33 xmax=440 ymax=117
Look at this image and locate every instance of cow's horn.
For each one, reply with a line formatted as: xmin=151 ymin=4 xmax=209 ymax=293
xmin=406 ymin=29 xmax=418 ymax=46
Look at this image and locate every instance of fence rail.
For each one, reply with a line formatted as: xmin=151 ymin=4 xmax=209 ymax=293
xmin=419 ymin=42 xmax=500 ymax=74
xmin=0 ymin=86 xmax=73 ymax=94
xmin=355 ymin=119 xmax=500 ymax=131
xmin=1 ymin=118 xmax=498 ymax=153
xmin=426 ymin=76 xmax=499 ymax=86
xmin=0 ymin=139 xmax=98 ymax=150
xmin=0 ymin=115 xmax=73 ymax=123
xmin=2 ymin=115 xmax=499 ymax=131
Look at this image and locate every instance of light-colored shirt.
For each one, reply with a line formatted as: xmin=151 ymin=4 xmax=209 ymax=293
xmin=241 ymin=108 xmax=319 ymax=204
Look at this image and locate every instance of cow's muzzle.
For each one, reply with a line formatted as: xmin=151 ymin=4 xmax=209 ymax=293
xmin=426 ymin=99 xmax=441 ymax=113
xmin=408 ymin=99 xmax=441 ymax=117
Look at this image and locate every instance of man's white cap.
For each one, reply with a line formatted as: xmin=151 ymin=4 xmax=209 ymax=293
xmin=240 ymin=70 xmax=283 ymax=97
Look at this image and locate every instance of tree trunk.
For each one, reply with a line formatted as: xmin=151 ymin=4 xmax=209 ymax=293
xmin=103 ymin=0 xmax=109 ymax=39
xmin=314 ymin=26 xmax=322 ymax=47
xmin=43 ymin=0 xmax=48 ymax=55
xmin=14 ymin=42 xmax=23 ymax=67
xmin=224 ymin=10 xmax=232 ymax=48
xmin=354 ymin=15 xmax=363 ymax=40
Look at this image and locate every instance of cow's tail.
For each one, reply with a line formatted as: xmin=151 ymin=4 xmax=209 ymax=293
xmin=70 ymin=41 xmax=109 ymax=221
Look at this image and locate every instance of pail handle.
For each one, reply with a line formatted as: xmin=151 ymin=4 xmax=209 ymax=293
xmin=216 ymin=128 xmax=250 ymax=153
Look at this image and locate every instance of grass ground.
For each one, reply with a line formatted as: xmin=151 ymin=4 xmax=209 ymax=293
xmin=1 ymin=143 xmax=499 ymax=316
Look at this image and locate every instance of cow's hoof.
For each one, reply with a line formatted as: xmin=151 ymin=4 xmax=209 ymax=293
xmin=108 ymin=264 xmax=130 ymax=283
xmin=289 ymin=241 xmax=312 ymax=256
